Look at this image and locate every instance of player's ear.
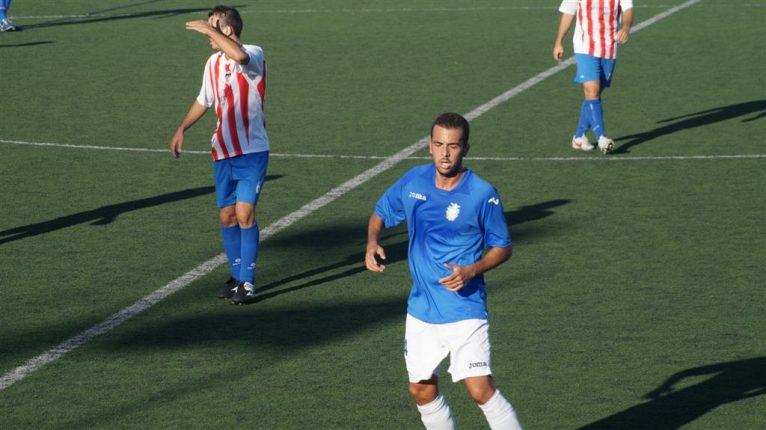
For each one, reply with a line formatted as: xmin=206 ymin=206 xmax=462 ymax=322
xmin=462 ymin=143 xmax=470 ymax=156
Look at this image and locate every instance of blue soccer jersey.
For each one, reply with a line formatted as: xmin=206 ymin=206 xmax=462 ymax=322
xmin=375 ymin=164 xmax=512 ymax=324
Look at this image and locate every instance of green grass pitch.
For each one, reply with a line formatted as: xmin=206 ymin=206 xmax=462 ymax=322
xmin=0 ymin=1 xmax=764 ymax=429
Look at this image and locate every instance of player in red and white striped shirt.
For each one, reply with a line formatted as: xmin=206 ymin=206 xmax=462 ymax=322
xmin=553 ymin=0 xmax=633 ymax=154
xmin=170 ymin=5 xmax=268 ymax=304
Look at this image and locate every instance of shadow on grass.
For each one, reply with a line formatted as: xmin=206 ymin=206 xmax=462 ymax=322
xmin=246 ymin=199 xmax=571 ymax=303
xmin=612 ymin=100 xmax=766 ymax=154
xmin=21 ymin=0 xmax=211 ymax=30
xmin=0 ymin=175 xmax=280 ymax=245
xmin=111 ymin=298 xmax=404 ymax=350
xmin=579 ymin=356 xmax=766 ymax=429
xmin=0 ymin=41 xmax=55 ymax=49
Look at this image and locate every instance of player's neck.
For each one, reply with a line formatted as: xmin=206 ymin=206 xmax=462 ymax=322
xmin=434 ymin=169 xmax=465 ymax=191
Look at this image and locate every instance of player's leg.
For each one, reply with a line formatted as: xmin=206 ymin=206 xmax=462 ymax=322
xmin=595 ymin=57 xmax=617 ymax=154
xmin=230 ymin=152 xmax=268 ymax=304
xmin=406 ymin=314 xmax=455 ymax=430
xmin=0 ymin=0 xmax=16 ymax=31
xmin=464 ymin=376 xmax=522 ymax=430
xmin=214 ymin=159 xmax=242 ymax=299
xmin=572 ymin=54 xmax=600 ymax=151
xmin=446 ymin=319 xmax=522 ymax=430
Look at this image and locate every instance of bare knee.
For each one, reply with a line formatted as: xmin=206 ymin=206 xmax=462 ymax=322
xmin=219 ymin=206 xmax=237 ymax=227
xmin=582 ymin=81 xmax=601 ymax=100
xmin=235 ymin=202 xmax=255 ymax=228
xmin=464 ymin=375 xmax=496 ymax=404
xmin=409 ymin=376 xmax=439 ymax=405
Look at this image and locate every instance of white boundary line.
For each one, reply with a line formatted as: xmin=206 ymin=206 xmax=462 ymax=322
xmin=11 ymin=3 xmax=762 ymax=20
xmin=0 ymin=0 xmax=703 ymax=391
xmin=2 ymin=139 xmax=763 ymax=162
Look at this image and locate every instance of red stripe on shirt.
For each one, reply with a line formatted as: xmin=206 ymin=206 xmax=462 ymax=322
xmin=586 ymin=0 xmax=595 ymax=56
xmin=223 ymin=81 xmax=242 ymax=156
xmin=236 ymin=72 xmax=250 ymax=143
xmin=213 ymin=55 xmax=230 ymax=159
xmin=257 ymin=61 xmax=266 ymax=107
xmin=598 ymin=0 xmax=606 ymax=58
xmin=607 ymin=0 xmax=616 ymax=58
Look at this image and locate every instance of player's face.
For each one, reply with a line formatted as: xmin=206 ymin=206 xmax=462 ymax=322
xmin=429 ymin=125 xmax=468 ymax=178
xmin=207 ymin=14 xmax=223 ymax=50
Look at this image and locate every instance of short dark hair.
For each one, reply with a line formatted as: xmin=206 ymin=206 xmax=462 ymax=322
xmin=431 ymin=112 xmax=469 ymax=145
xmin=209 ymin=5 xmax=243 ymax=37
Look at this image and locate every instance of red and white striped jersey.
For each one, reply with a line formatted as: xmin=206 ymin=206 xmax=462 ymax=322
xmin=197 ymin=44 xmax=269 ymax=161
xmin=559 ymin=0 xmax=633 ymax=59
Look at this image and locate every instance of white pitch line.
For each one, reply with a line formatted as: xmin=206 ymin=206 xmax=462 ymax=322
xmin=0 ymin=0 xmax=704 ymax=391
xmin=2 ymin=139 xmax=763 ymax=162
xmin=11 ymin=3 xmax=761 ymax=20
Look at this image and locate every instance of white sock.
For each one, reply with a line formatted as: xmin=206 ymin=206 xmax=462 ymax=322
xmin=477 ymin=390 xmax=522 ymax=430
xmin=416 ymin=394 xmax=456 ymax=430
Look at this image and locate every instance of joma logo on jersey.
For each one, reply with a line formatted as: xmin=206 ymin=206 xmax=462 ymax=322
xmin=488 ymin=197 xmax=500 ymax=205
xmin=409 ymin=192 xmax=427 ymax=201
xmin=445 ymin=203 xmax=461 ymax=221
xmin=469 ymin=361 xmax=487 ymax=369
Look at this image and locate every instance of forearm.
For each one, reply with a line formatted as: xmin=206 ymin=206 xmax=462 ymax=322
xmin=177 ymin=101 xmax=208 ymax=132
xmin=210 ymin=31 xmax=249 ymax=64
xmin=621 ymin=9 xmax=633 ymax=31
xmin=555 ymin=14 xmax=574 ymax=45
xmin=470 ymin=246 xmax=512 ymax=277
xmin=367 ymin=213 xmax=384 ymax=246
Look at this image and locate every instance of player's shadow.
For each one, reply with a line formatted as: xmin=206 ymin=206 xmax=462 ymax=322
xmin=578 ymin=356 xmax=766 ymax=429
xmin=251 ymin=224 xmax=409 ymax=304
xmin=245 ymin=199 xmax=570 ymax=304
xmin=612 ymin=99 xmax=766 ymax=154
xmin=21 ymin=0 xmax=211 ymax=30
xmin=0 ymin=175 xmax=280 ymax=246
xmin=0 ymin=41 xmax=55 ymax=49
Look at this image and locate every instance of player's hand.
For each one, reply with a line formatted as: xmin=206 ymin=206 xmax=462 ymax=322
xmin=185 ymin=20 xmax=214 ymax=36
xmin=170 ymin=129 xmax=184 ymax=159
xmin=365 ymin=243 xmax=387 ymax=272
xmin=439 ymin=264 xmax=477 ymax=292
xmin=616 ymin=28 xmax=630 ymax=44
xmin=553 ymin=43 xmax=565 ymax=62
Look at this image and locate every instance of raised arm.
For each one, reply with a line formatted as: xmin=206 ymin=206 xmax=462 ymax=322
xmin=185 ymin=19 xmax=249 ymax=65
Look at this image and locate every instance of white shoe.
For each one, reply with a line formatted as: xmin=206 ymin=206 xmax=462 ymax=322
xmin=597 ymin=136 xmax=614 ymax=154
xmin=0 ymin=19 xmax=17 ymax=32
xmin=571 ymin=135 xmax=594 ymax=151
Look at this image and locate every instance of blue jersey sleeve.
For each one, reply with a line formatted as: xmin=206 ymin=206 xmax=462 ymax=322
xmin=481 ymin=189 xmax=512 ymax=249
xmin=374 ymin=176 xmax=407 ymax=228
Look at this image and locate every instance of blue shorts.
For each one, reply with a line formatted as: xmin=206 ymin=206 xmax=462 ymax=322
xmin=213 ymin=151 xmax=269 ymax=208
xmin=574 ymin=54 xmax=617 ymax=88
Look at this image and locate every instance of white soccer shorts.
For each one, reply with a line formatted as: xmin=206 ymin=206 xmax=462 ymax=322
xmin=404 ymin=314 xmax=493 ymax=383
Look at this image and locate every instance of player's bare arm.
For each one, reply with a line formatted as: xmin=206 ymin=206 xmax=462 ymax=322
xmin=185 ymin=19 xmax=249 ymax=65
xmin=365 ymin=213 xmax=387 ymax=272
xmin=170 ymin=101 xmax=209 ymax=158
xmin=439 ymin=246 xmax=512 ymax=292
xmin=616 ymin=8 xmax=633 ymax=44
xmin=553 ymin=13 xmax=575 ymax=61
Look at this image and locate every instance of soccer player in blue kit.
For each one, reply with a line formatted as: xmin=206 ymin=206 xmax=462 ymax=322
xmin=365 ymin=113 xmax=522 ymax=429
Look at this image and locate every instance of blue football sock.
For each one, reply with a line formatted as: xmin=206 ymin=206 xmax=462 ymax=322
xmin=239 ymin=224 xmax=260 ymax=283
xmin=575 ymin=100 xmax=591 ymax=138
xmin=0 ymin=2 xmax=7 ymax=21
xmin=586 ymin=99 xmax=606 ymax=138
xmin=221 ymin=225 xmax=242 ymax=279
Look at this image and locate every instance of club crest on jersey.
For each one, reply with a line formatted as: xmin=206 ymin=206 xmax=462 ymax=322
xmin=445 ymin=203 xmax=461 ymax=222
